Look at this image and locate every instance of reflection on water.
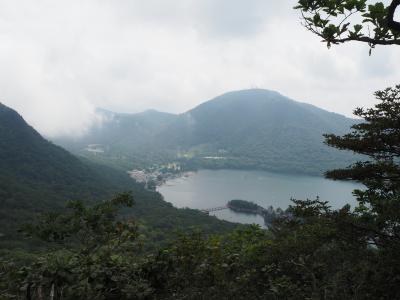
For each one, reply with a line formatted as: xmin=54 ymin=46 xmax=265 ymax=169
xmin=157 ymin=169 xmax=363 ymax=226
xmin=211 ymin=209 xmax=266 ymax=227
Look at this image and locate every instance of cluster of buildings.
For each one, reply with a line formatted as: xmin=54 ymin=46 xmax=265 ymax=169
xmin=127 ymin=169 xmax=159 ymax=184
xmin=127 ymin=163 xmax=183 ymax=189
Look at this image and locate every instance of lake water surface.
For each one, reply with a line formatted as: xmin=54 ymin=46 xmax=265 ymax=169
xmin=157 ymin=169 xmax=363 ymax=227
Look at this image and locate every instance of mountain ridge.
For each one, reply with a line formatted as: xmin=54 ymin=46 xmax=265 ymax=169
xmin=54 ymin=89 xmax=359 ymax=175
xmin=96 ymin=89 xmax=351 ymax=119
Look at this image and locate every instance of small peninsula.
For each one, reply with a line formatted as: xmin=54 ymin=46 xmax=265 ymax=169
xmin=227 ymin=199 xmax=287 ymax=226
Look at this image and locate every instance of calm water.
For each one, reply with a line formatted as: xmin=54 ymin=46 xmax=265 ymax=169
xmin=157 ymin=169 xmax=363 ymax=227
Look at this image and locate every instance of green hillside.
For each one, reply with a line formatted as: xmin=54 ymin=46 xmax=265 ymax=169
xmin=0 ymin=103 xmax=236 ymax=247
xmin=161 ymin=89 xmax=359 ymax=174
xmin=55 ymin=89 xmax=359 ymax=175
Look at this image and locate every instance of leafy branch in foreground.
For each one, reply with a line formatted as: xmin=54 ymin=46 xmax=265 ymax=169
xmin=295 ymin=0 xmax=400 ymax=49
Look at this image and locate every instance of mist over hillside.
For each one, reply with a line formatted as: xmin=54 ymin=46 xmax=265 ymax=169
xmin=54 ymin=89 xmax=359 ymax=175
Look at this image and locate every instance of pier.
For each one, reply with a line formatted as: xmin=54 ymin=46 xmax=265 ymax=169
xmin=200 ymin=206 xmax=228 ymax=214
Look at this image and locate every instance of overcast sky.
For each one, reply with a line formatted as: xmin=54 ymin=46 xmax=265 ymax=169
xmin=0 ymin=0 xmax=399 ymax=137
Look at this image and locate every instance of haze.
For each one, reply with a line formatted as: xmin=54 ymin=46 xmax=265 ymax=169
xmin=0 ymin=0 xmax=399 ymax=137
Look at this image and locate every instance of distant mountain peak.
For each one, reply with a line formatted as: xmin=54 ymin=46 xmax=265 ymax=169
xmin=218 ymin=88 xmax=283 ymax=97
xmin=96 ymin=107 xmax=175 ymax=118
xmin=137 ymin=109 xmax=176 ymax=117
xmin=95 ymin=107 xmax=116 ymax=116
xmin=141 ymin=109 xmax=160 ymax=114
xmin=188 ymin=89 xmax=292 ymax=112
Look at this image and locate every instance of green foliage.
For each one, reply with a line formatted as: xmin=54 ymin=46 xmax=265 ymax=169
xmin=324 ymin=85 xmax=400 ymax=251
xmin=1 ymin=194 xmax=151 ymax=299
xmin=23 ymin=193 xmax=136 ymax=246
xmin=295 ymin=0 xmax=400 ymax=49
xmin=228 ymin=199 xmax=259 ymax=211
xmin=3 ymin=194 xmax=238 ymax=299
xmin=4 ymin=196 xmax=400 ymax=299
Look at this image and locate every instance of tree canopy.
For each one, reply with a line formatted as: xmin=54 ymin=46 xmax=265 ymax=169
xmin=295 ymin=0 xmax=400 ymax=49
xmin=324 ymin=85 xmax=400 ymax=249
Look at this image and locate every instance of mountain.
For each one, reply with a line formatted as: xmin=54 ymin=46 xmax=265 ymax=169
xmin=0 ymin=103 xmax=235 ymax=247
xmin=55 ymin=89 xmax=359 ymax=175
xmin=157 ymin=89 xmax=358 ymax=174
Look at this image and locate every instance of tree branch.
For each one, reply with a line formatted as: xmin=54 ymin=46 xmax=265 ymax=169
xmin=304 ymin=21 xmax=400 ymax=46
xmin=332 ymin=35 xmax=400 ymax=45
xmin=388 ymin=0 xmax=400 ymax=32
xmin=301 ymin=10 xmax=400 ymax=46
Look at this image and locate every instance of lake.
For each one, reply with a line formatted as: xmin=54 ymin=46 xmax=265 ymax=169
xmin=157 ymin=169 xmax=363 ymax=227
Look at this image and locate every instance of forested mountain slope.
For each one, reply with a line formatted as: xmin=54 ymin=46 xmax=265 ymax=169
xmin=0 ymin=103 xmax=235 ymax=247
xmin=55 ymin=89 xmax=359 ymax=174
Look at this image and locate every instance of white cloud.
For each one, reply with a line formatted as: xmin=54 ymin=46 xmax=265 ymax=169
xmin=0 ymin=0 xmax=398 ymax=137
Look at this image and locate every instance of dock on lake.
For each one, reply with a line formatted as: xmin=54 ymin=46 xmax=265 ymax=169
xmin=200 ymin=206 xmax=228 ymax=214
